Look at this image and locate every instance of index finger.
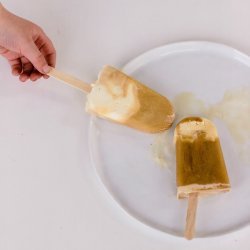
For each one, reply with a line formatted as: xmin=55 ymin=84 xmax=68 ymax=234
xmin=35 ymin=31 xmax=56 ymax=68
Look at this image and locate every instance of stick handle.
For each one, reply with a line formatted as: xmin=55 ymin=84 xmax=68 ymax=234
xmin=47 ymin=67 xmax=92 ymax=93
xmin=184 ymin=192 xmax=198 ymax=240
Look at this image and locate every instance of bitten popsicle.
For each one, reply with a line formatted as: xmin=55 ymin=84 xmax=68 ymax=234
xmin=174 ymin=117 xmax=230 ymax=239
xmin=48 ymin=65 xmax=175 ymax=133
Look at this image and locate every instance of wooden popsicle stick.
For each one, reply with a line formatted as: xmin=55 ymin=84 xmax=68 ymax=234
xmin=47 ymin=67 xmax=92 ymax=93
xmin=184 ymin=192 xmax=199 ymax=240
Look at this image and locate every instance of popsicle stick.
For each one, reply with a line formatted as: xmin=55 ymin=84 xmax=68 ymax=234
xmin=47 ymin=67 xmax=92 ymax=93
xmin=184 ymin=192 xmax=199 ymax=240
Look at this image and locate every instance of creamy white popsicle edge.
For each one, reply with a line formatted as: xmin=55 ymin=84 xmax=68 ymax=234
xmin=86 ymin=67 xmax=140 ymax=122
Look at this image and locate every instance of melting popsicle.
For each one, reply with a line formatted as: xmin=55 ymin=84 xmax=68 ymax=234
xmin=86 ymin=65 xmax=174 ymax=132
xmin=174 ymin=117 xmax=230 ymax=239
xmin=48 ymin=66 xmax=175 ymax=133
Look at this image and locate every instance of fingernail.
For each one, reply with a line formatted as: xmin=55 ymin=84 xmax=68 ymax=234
xmin=42 ymin=65 xmax=51 ymax=74
xmin=20 ymin=76 xmax=28 ymax=82
xmin=12 ymin=70 xmax=19 ymax=76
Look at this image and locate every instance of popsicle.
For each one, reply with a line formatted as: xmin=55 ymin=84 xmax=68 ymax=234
xmin=48 ymin=65 xmax=175 ymax=133
xmin=174 ymin=117 xmax=230 ymax=239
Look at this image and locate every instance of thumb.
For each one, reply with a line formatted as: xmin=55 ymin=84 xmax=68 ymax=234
xmin=21 ymin=41 xmax=50 ymax=74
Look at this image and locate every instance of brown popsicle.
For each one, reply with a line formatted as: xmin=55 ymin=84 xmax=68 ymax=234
xmin=174 ymin=117 xmax=230 ymax=240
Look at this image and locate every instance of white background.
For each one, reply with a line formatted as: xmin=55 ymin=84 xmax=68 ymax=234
xmin=0 ymin=0 xmax=249 ymax=249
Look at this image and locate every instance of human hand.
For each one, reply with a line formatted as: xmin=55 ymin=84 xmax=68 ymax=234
xmin=0 ymin=4 xmax=56 ymax=82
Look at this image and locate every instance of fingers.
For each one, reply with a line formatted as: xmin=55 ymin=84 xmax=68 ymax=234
xmin=8 ymin=56 xmax=43 ymax=82
xmin=21 ymin=31 xmax=56 ymax=78
xmin=30 ymin=69 xmax=43 ymax=81
xmin=21 ymin=39 xmax=50 ymax=74
xmin=0 ymin=46 xmax=22 ymax=76
xmin=37 ymin=32 xmax=56 ymax=68
xmin=9 ymin=58 xmax=22 ymax=76
xmin=19 ymin=57 xmax=33 ymax=82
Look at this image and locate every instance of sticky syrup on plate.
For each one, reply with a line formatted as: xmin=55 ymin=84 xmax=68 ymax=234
xmin=151 ymin=87 xmax=250 ymax=167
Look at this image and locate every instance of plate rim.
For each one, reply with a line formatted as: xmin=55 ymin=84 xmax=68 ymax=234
xmin=123 ymin=41 xmax=250 ymax=74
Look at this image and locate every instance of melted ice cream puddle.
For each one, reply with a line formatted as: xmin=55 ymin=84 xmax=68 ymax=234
xmin=151 ymin=130 xmax=174 ymax=168
xmin=173 ymin=92 xmax=208 ymax=121
xmin=152 ymin=87 xmax=250 ymax=167
xmin=208 ymin=87 xmax=250 ymax=143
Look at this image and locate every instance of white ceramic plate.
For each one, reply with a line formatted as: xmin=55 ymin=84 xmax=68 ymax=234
xmin=88 ymin=42 xmax=250 ymax=237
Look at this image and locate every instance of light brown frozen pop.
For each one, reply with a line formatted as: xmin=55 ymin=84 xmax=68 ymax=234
xmin=86 ymin=65 xmax=175 ymax=133
xmin=174 ymin=117 xmax=230 ymax=239
xmin=48 ymin=65 xmax=175 ymax=133
xmin=175 ymin=117 xmax=230 ymax=198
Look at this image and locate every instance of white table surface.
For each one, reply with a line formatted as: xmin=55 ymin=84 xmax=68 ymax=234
xmin=0 ymin=0 xmax=249 ymax=249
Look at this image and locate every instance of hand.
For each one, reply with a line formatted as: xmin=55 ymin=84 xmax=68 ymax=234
xmin=0 ymin=4 xmax=56 ymax=82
